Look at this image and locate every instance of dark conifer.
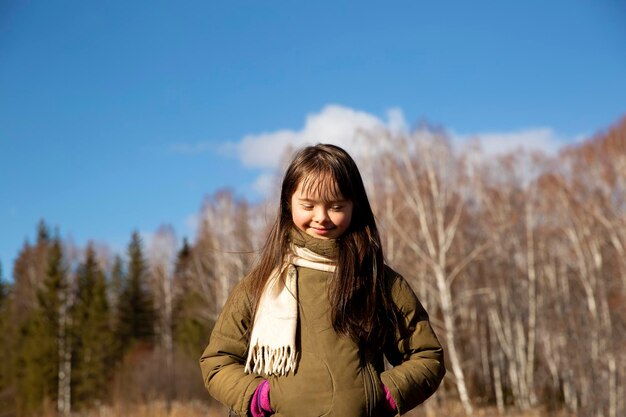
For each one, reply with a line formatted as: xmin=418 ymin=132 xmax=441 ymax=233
xmin=17 ymin=236 xmax=65 ymax=411
xmin=117 ymin=231 xmax=155 ymax=354
xmin=0 ymin=261 xmax=6 ymax=306
xmin=71 ymin=244 xmax=113 ymax=408
xmin=36 ymin=219 xmax=50 ymax=244
xmin=12 ymin=221 xmax=52 ymax=321
xmin=0 ymin=261 xmax=15 ymax=413
xmin=172 ymin=239 xmax=214 ymax=357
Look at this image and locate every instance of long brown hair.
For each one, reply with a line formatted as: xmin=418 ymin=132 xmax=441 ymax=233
xmin=248 ymin=143 xmax=397 ymax=346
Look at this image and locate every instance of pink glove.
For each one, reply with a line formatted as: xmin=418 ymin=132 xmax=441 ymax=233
xmin=383 ymin=384 xmax=397 ymax=412
xmin=250 ymin=379 xmax=272 ymax=417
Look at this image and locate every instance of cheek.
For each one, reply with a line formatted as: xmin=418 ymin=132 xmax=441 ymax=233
xmin=333 ymin=211 xmax=352 ymax=228
xmin=342 ymin=203 xmax=355 ymax=226
xmin=291 ymin=207 xmax=308 ymax=228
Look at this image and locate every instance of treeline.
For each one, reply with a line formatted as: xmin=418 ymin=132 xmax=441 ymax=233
xmin=0 ymin=226 xmax=220 ymax=416
xmin=355 ymin=118 xmax=626 ymax=417
xmin=1 ymin=117 xmax=625 ymax=417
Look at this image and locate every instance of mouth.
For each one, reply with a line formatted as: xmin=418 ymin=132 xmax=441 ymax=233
xmin=310 ymin=226 xmax=335 ymax=234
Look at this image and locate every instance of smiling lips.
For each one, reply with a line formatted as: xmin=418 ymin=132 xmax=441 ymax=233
xmin=311 ymin=226 xmax=335 ymax=234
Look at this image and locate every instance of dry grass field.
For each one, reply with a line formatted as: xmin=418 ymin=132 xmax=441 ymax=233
xmin=38 ymin=400 xmax=569 ymax=417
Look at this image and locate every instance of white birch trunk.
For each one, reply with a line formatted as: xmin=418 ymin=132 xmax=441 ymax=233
xmin=57 ymin=285 xmax=73 ymax=417
xmin=434 ymin=266 xmax=473 ymax=415
xmin=162 ymin=266 xmax=175 ymax=408
xmin=489 ymin=321 xmax=505 ymax=414
xmin=609 ymin=354 xmax=617 ymax=417
xmin=383 ymin=135 xmax=476 ymax=416
xmin=524 ymin=200 xmax=537 ymax=407
xmin=149 ymin=225 xmax=177 ymax=408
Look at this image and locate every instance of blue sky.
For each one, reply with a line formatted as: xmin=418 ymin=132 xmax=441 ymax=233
xmin=1 ymin=0 xmax=625 ymax=277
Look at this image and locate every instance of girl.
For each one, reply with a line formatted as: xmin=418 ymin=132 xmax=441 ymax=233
xmin=200 ymin=144 xmax=445 ymax=417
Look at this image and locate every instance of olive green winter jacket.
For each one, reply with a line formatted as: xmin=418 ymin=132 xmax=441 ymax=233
xmin=200 ymin=259 xmax=445 ymax=417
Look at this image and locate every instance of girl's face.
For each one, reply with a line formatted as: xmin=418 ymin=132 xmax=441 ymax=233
xmin=290 ymin=178 xmax=353 ymax=240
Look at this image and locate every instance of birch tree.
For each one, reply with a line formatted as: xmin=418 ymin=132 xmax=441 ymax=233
xmin=148 ymin=225 xmax=178 ymax=406
xmin=377 ymin=130 xmax=484 ymax=416
xmin=193 ymin=190 xmax=256 ymax=320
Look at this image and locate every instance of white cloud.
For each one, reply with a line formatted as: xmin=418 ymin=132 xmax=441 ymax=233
xmin=229 ymin=104 xmax=400 ymax=169
xmin=451 ymin=127 xmax=570 ymax=156
xmin=251 ymin=173 xmax=276 ymax=195
xmin=174 ymin=105 xmax=587 ymax=239
xmin=236 ymin=129 xmax=299 ymax=168
xmin=386 ymin=107 xmax=408 ymax=134
xmin=223 ymin=105 xmax=584 ymax=199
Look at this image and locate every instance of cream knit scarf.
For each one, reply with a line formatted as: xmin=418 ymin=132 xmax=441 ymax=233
xmin=244 ymin=238 xmax=336 ymax=377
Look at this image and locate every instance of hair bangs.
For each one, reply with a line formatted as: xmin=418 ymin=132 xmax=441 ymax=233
xmin=299 ymin=169 xmax=348 ymax=203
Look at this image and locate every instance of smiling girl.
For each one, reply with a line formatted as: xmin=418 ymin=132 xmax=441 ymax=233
xmin=200 ymin=143 xmax=445 ymax=417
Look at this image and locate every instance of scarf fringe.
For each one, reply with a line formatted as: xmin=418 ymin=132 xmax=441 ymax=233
xmin=245 ymin=344 xmax=297 ymax=376
xmin=244 ymin=243 xmax=335 ymax=377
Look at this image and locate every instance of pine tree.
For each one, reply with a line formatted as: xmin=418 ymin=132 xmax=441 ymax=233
xmin=109 ymin=255 xmax=125 ymax=363
xmin=173 ymin=239 xmax=214 ymax=358
xmin=110 ymin=255 xmax=124 ymax=311
xmin=117 ymin=231 xmax=155 ymax=354
xmin=0 ymin=261 xmax=16 ymax=413
xmin=12 ymin=221 xmax=51 ymax=323
xmin=17 ymin=236 xmax=66 ymax=411
xmin=0 ymin=260 xmax=6 ymax=307
xmin=71 ymin=243 xmax=113 ymax=408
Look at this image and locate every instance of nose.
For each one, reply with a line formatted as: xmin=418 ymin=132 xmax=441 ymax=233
xmin=312 ymin=206 xmax=330 ymax=224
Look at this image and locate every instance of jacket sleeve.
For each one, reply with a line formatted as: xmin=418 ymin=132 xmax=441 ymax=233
xmin=199 ymin=279 xmax=263 ymax=416
xmin=379 ymin=269 xmax=446 ymax=415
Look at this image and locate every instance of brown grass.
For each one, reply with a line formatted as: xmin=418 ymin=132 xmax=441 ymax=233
xmin=412 ymin=402 xmax=571 ymax=417
xmin=63 ymin=400 xmax=226 ymax=417
xmin=49 ymin=400 xmax=570 ymax=417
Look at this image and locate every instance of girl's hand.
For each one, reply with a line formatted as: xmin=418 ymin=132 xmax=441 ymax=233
xmin=250 ymin=380 xmax=272 ymax=417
